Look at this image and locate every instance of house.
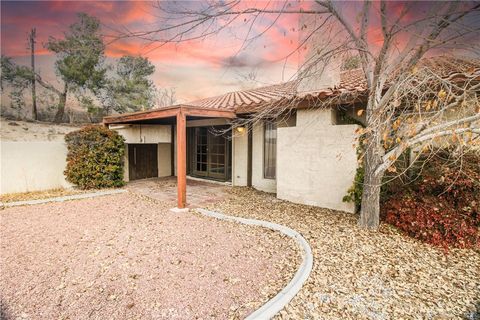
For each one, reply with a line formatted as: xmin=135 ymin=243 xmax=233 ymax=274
xmin=103 ymin=56 xmax=479 ymax=213
xmin=103 ymin=69 xmax=365 ymax=213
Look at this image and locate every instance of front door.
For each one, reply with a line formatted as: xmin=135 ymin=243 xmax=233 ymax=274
xmin=128 ymin=144 xmax=158 ymax=180
xmin=191 ymin=127 xmax=230 ymax=180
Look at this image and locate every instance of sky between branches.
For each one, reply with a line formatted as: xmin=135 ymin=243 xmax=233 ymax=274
xmin=2 ymin=1 xmax=479 ymax=103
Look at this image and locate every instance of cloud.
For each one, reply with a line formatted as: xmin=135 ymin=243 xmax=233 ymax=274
xmin=220 ymin=53 xmax=270 ymax=68
xmin=2 ymin=0 xmax=478 ymax=104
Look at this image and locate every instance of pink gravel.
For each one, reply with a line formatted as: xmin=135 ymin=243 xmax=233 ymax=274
xmin=0 ymin=192 xmax=299 ymax=319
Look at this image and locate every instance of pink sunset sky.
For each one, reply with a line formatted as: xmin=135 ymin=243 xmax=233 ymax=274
xmin=1 ymin=1 xmax=307 ymax=102
xmin=2 ymin=1 xmax=479 ymax=104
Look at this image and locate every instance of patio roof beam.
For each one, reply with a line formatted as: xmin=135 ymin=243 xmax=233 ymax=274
xmin=103 ymin=107 xmax=179 ymax=124
xmin=182 ymin=107 xmax=236 ymax=119
xmin=103 ymin=106 xmax=236 ymax=125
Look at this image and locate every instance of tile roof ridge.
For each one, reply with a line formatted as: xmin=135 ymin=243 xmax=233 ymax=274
xmin=185 ymin=80 xmax=298 ymax=105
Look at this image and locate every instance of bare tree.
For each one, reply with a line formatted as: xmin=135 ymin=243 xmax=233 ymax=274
xmin=235 ymin=68 xmax=261 ymax=90
xmin=115 ymin=1 xmax=480 ymax=229
xmin=155 ymin=87 xmax=177 ymax=107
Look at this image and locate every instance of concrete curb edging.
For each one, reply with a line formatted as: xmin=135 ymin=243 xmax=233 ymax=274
xmin=1 ymin=189 xmax=127 ymax=208
xmin=196 ymin=208 xmax=313 ymax=320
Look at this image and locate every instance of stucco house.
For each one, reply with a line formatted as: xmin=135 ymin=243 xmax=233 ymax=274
xmin=103 ymin=56 xmax=479 ymax=213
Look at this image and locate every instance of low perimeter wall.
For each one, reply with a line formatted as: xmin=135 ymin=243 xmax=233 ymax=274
xmin=1 ymin=141 xmax=71 ymax=194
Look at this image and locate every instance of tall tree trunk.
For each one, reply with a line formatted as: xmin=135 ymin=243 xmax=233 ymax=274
xmin=29 ymin=28 xmax=38 ymax=121
xmin=359 ymin=96 xmax=385 ymax=229
xmin=359 ymin=157 xmax=383 ymax=229
xmin=54 ymin=83 xmax=68 ymax=123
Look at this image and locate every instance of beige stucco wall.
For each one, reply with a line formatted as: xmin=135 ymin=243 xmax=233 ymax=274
xmin=111 ymin=124 xmax=171 ymax=144
xmin=158 ymin=143 xmax=172 ymax=177
xmin=232 ymin=130 xmax=248 ymax=186
xmin=276 ymin=109 xmax=358 ymax=213
xmin=1 ymin=141 xmax=71 ymax=194
xmin=252 ymin=122 xmax=277 ymax=193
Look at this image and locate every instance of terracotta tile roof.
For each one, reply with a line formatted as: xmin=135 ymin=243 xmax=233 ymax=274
xmin=186 ymin=81 xmax=298 ymax=112
xmin=182 ymin=56 xmax=479 ymax=114
xmin=418 ymin=56 xmax=480 ymax=78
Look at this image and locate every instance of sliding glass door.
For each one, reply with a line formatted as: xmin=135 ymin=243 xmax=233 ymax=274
xmin=191 ymin=127 xmax=230 ymax=180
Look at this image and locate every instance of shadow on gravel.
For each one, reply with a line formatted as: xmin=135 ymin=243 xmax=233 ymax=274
xmin=466 ymin=301 xmax=480 ymax=320
xmin=0 ymin=300 xmax=12 ymax=320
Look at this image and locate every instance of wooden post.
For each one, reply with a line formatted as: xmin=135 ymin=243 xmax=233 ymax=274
xmin=176 ymin=110 xmax=187 ymax=208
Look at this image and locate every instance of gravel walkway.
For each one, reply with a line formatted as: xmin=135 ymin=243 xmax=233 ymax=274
xmin=0 ymin=192 xmax=299 ymax=319
xmin=207 ymin=188 xmax=480 ymax=319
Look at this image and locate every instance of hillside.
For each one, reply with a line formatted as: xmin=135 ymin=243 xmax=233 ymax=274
xmin=1 ymin=117 xmax=83 ymax=142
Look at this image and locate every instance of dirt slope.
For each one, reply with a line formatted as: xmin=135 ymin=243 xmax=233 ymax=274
xmin=1 ymin=117 xmax=83 ymax=142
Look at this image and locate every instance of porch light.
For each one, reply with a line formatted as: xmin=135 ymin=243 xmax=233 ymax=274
xmin=236 ymin=126 xmax=245 ymax=133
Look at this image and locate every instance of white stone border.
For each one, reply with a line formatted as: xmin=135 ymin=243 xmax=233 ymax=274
xmin=1 ymin=189 xmax=127 ymax=208
xmin=196 ymin=208 xmax=313 ymax=320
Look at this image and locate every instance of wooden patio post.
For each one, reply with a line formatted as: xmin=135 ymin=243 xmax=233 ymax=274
xmin=176 ymin=109 xmax=187 ymax=208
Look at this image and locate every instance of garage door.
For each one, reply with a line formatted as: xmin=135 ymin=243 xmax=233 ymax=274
xmin=128 ymin=144 xmax=158 ymax=181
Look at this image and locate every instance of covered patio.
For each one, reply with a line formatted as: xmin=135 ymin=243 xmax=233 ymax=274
xmin=126 ymin=176 xmax=230 ymax=209
xmin=103 ymin=105 xmax=236 ymax=210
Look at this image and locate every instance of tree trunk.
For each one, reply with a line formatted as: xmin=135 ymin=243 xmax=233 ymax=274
xmin=359 ymin=137 xmax=384 ymax=229
xmin=54 ymin=83 xmax=68 ymax=123
xmin=30 ymin=28 xmax=38 ymax=121
xmin=359 ymin=168 xmax=383 ymax=229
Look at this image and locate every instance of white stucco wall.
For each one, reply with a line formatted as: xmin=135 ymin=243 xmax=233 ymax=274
xmin=232 ymin=131 xmax=248 ymax=186
xmin=111 ymin=124 xmax=171 ymax=144
xmin=1 ymin=141 xmax=71 ymax=194
xmin=252 ymin=122 xmax=277 ymax=193
xmin=276 ymin=109 xmax=358 ymax=213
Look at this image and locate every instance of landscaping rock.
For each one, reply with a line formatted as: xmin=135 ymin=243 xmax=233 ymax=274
xmin=207 ymin=187 xmax=480 ymax=319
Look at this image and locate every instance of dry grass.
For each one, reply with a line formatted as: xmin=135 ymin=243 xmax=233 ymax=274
xmin=0 ymin=188 xmax=88 ymax=203
xmin=207 ymin=187 xmax=480 ymax=320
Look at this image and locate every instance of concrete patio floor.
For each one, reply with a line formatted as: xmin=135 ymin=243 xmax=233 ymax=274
xmin=126 ymin=176 xmax=231 ymax=208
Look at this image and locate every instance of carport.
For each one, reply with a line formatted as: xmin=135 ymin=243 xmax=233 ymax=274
xmin=103 ymin=106 xmax=236 ymax=209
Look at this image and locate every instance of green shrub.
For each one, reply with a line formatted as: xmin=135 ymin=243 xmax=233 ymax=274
xmin=342 ymin=165 xmax=364 ymax=212
xmin=343 ymin=133 xmax=365 ymax=212
xmin=64 ymin=125 xmax=125 ymax=189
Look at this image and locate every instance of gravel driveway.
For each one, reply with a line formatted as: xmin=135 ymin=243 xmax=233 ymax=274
xmin=0 ymin=192 xmax=299 ymax=319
